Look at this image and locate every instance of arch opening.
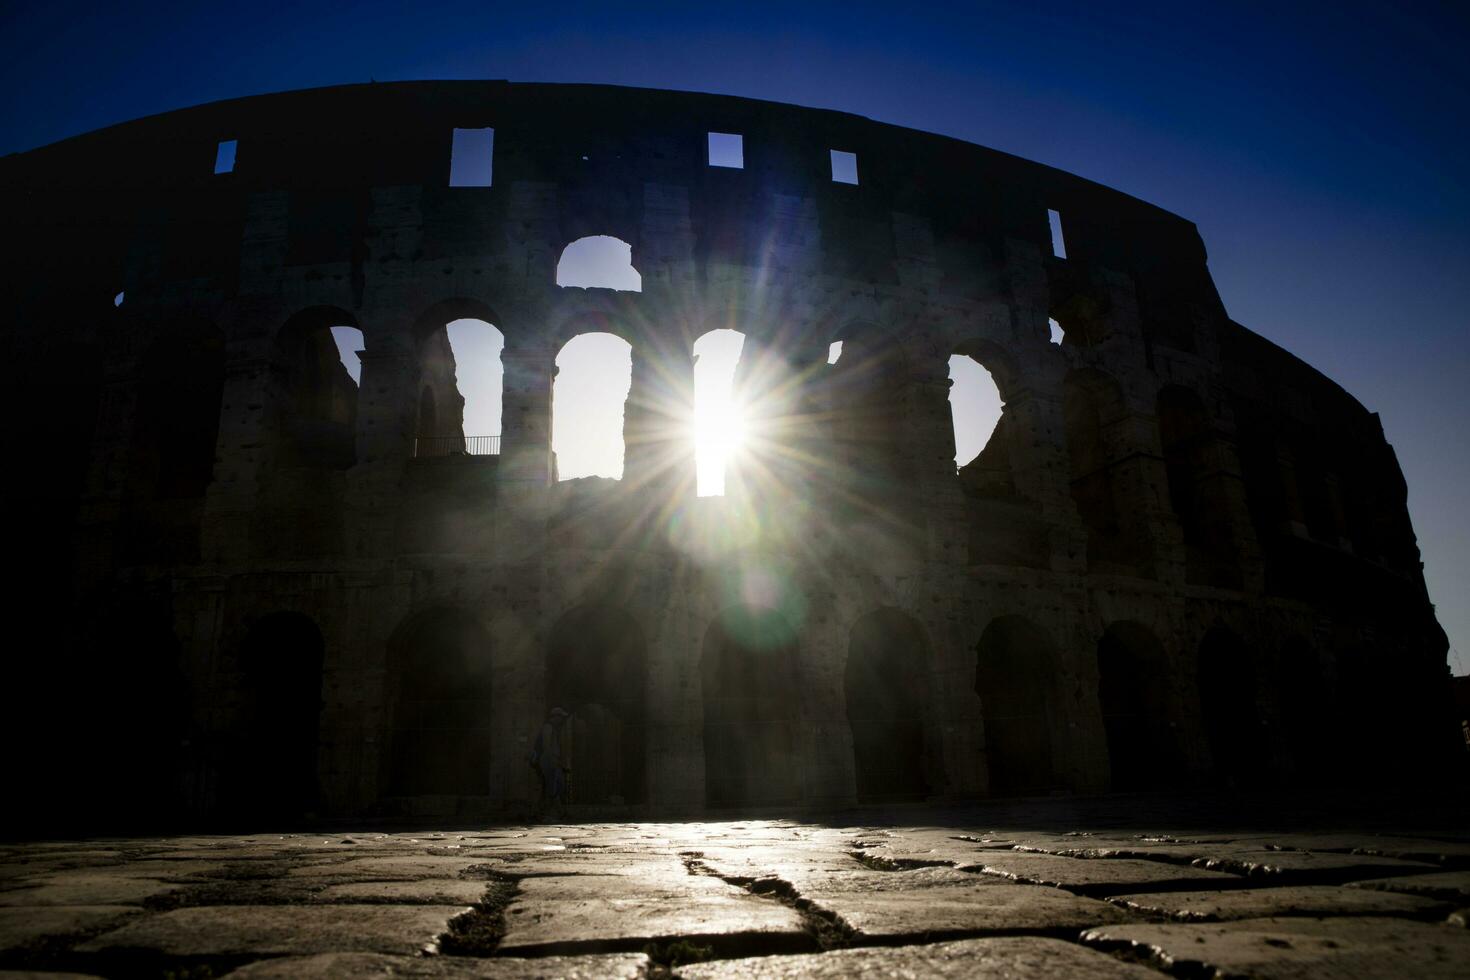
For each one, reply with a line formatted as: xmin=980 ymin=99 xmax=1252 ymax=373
xmin=414 ymin=315 xmax=504 ymax=457
xmin=948 ymin=355 xmax=1004 ymax=472
xmin=385 ymin=609 xmax=494 ymax=798
xmin=845 ymin=609 xmax=932 ymax=803
xmin=1197 ymin=626 xmax=1262 ymax=785
xmin=701 ymin=607 xmax=802 ymax=809
xmin=693 ymin=329 xmax=747 ymax=497
xmin=546 ymin=604 xmax=648 ymax=805
xmin=556 ymin=236 xmax=642 ymax=291
xmin=553 ymin=332 xmax=632 ymax=480
xmin=1279 ymin=637 xmax=1327 ymax=781
xmin=275 ymin=308 xmax=361 ymax=470
xmin=230 ymin=612 xmax=324 ymax=820
xmin=976 ymin=616 xmax=1061 ymax=795
xmin=1097 ymin=621 xmax=1181 ymax=790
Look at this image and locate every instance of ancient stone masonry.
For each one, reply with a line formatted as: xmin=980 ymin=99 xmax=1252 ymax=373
xmin=0 ymin=81 xmax=1458 ymax=828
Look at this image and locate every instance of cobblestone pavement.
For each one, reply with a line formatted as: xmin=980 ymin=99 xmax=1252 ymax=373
xmin=2 ymin=800 xmax=1468 ymax=978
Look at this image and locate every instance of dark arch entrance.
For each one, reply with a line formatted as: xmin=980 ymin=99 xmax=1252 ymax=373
xmin=1279 ymin=636 xmax=1327 ymax=783
xmin=976 ymin=616 xmax=1061 ymax=795
xmin=701 ymin=607 xmax=802 ymax=809
xmin=546 ymin=604 xmax=648 ymax=805
xmin=1197 ymin=626 xmax=1262 ymax=785
xmin=1097 ymin=621 xmax=1180 ymax=790
xmin=386 ymin=608 xmax=494 ymax=798
xmin=235 ymin=612 xmax=324 ymax=821
xmin=845 ymin=609 xmax=931 ymax=803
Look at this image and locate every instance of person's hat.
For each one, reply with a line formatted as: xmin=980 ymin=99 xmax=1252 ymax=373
xmin=550 ymin=706 xmax=569 ymax=719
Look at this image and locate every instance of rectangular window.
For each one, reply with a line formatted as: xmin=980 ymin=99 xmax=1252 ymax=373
xmin=450 ymin=127 xmax=494 ymax=187
xmin=213 ymin=139 xmax=237 ymax=174
xmin=708 ymin=131 xmax=744 ymax=169
xmin=830 ymin=149 xmax=858 ymax=185
xmin=1048 ymin=208 xmax=1068 ymax=259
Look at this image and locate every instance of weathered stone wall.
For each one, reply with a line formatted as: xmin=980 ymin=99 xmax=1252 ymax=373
xmin=0 ymin=81 xmax=1457 ymax=826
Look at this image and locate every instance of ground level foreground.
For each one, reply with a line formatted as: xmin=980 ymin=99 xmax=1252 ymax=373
xmin=2 ymin=797 xmax=1469 ymax=978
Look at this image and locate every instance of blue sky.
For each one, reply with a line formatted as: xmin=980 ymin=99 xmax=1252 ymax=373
xmin=3 ymin=1 xmax=1466 ymax=670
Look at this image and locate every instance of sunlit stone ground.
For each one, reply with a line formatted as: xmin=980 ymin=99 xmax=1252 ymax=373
xmin=2 ymin=796 xmax=1468 ymax=978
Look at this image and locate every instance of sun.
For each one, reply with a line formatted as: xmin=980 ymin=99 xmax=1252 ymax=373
xmin=692 ymin=330 xmax=749 ymax=497
xmin=694 ymin=395 xmax=747 ymax=496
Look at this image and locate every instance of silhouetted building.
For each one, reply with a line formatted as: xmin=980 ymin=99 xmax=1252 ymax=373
xmin=0 ymin=82 xmax=1458 ymax=828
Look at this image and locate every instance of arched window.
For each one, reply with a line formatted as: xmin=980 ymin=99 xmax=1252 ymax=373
xmin=556 ymin=236 xmax=642 ymax=291
xmin=952 ymin=354 xmax=1011 ymax=481
xmin=445 ymin=318 xmax=504 ymax=454
xmin=553 ymin=332 xmax=632 ymax=480
xmin=692 ymin=329 xmax=746 ymax=496
xmin=275 ymin=307 xmax=361 ymax=469
xmin=414 ymin=307 xmax=505 ymax=457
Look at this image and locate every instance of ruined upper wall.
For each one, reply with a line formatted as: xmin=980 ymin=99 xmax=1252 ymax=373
xmin=1 ymin=84 xmax=1205 ymax=298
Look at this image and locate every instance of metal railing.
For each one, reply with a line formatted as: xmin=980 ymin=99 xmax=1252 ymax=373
xmin=412 ymin=434 xmax=502 ymax=458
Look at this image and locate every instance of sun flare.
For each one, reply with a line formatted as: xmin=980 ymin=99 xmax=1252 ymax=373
xmin=692 ymin=330 xmax=748 ymax=497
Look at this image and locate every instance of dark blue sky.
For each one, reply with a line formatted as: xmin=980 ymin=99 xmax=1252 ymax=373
xmin=3 ymin=1 xmax=1467 ymax=669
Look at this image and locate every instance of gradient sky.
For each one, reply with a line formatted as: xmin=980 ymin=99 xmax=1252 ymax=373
xmin=3 ymin=1 xmax=1465 ymax=671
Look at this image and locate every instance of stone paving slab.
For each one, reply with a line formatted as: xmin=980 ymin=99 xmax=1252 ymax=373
xmin=681 ymin=935 xmax=1166 ymax=978
xmin=1081 ymin=915 xmax=1470 ymax=979
xmin=1109 ymin=884 xmax=1452 ymax=921
xmin=1348 ymin=870 xmax=1470 ymax=901
xmin=0 ymin=906 xmax=140 ymax=954
xmin=1016 ymin=841 xmax=1438 ymax=881
xmin=1237 ymin=834 xmax=1470 ymax=866
xmin=284 ymin=856 xmax=490 ymax=880
xmin=222 ymin=951 xmax=649 ymax=978
xmin=958 ymin=851 xmax=1242 ymax=895
xmin=471 ymin=853 xmax=685 ymax=878
xmin=74 ymin=904 xmax=472 ymax=957
xmin=499 ymin=872 xmax=808 ymax=954
xmin=692 ymin=846 xmax=865 ymax=881
xmin=0 ymin=873 xmax=183 ymax=907
xmin=782 ymin=866 xmax=1131 ymax=939
xmin=0 ymin=971 xmax=105 ymax=979
xmin=312 ymin=880 xmax=492 ymax=905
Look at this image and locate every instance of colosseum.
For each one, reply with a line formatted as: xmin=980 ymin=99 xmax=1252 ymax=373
xmin=1 ymin=81 xmax=1458 ymax=829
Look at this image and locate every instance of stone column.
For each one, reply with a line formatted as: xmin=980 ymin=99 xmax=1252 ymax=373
xmin=343 ymin=332 xmax=418 ymax=559
xmin=498 ymin=333 xmax=555 ymax=487
xmin=621 ymin=338 xmax=689 ymax=499
xmin=200 ymin=338 xmax=277 ymax=564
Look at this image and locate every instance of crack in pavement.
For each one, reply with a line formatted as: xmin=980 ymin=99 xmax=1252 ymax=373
xmin=681 ymin=852 xmax=856 ymax=950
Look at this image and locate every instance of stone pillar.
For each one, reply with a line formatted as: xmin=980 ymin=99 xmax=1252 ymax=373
xmin=645 ymin=592 xmax=705 ymax=811
xmin=499 ymin=336 xmax=555 ymax=487
xmin=73 ymin=338 xmax=143 ymax=595
xmin=343 ymin=335 xmax=417 ymax=559
xmin=200 ymin=339 xmax=277 ymax=563
xmin=621 ymin=338 xmax=688 ymax=499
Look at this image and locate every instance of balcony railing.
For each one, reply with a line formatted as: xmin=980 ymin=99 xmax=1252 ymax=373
xmin=412 ymin=435 xmax=501 ymax=458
